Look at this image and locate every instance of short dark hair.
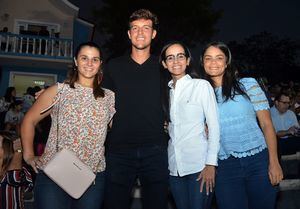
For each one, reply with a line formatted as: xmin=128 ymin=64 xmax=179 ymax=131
xmin=275 ymin=92 xmax=291 ymax=102
xmin=129 ymin=9 xmax=159 ymax=30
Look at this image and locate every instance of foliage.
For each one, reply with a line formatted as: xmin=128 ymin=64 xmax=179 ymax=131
xmin=93 ymin=0 xmax=222 ymax=58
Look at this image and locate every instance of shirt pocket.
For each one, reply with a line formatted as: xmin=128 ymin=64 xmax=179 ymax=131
xmin=177 ymin=101 xmax=202 ymax=123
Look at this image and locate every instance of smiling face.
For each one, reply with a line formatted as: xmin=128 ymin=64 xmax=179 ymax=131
xmin=128 ymin=18 xmax=157 ymax=51
xmin=203 ymin=46 xmax=227 ymax=84
xmin=162 ymin=44 xmax=190 ymax=81
xmin=74 ymin=46 xmax=102 ymax=81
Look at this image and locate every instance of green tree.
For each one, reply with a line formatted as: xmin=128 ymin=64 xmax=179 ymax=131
xmin=93 ymin=0 xmax=222 ymax=58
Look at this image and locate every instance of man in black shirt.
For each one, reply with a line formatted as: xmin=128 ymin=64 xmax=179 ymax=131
xmin=102 ymin=9 xmax=168 ymax=209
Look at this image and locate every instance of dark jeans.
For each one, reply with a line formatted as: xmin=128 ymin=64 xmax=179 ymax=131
xmin=215 ymin=149 xmax=278 ymax=209
xmin=34 ymin=171 xmax=105 ymax=209
xmin=169 ymin=172 xmax=213 ymax=209
xmin=279 ymin=136 xmax=300 ymax=155
xmin=104 ymin=145 xmax=169 ymax=209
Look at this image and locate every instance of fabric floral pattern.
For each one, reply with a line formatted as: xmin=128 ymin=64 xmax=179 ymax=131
xmin=39 ymin=83 xmax=115 ymax=172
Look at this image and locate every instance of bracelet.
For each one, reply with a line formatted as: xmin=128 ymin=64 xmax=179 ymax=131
xmin=15 ymin=149 xmax=22 ymax=153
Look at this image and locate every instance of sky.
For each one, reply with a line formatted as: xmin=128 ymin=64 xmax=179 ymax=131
xmin=70 ymin=0 xmax=300 ymax=43
xmin=212 ymin=0 xmax=300 ymax=42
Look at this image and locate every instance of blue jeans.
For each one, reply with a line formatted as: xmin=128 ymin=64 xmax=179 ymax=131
xmin=215 ymin=149 xmax=278 ymax=209
xmin=104 ymin=145 xmax=169 ymax=209
xmin=34 ymin=171 xmax=105 ymax=209
xmin=169 ymin=172 xmax=213 ymax=209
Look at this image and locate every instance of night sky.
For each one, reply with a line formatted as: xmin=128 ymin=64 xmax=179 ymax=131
xmin=70 ymin=0 xmax=300 ymax=43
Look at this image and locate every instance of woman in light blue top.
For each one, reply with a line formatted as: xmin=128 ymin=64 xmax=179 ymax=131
xmin=160 ymin=41 xmax=220 ymax=209
xmin=200 ymin=41 xmax=283 ymax=209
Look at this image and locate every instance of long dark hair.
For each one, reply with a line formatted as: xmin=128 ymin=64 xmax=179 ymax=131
xmin=4 ymin=87 xmax=16 ymax=103
xmin=66 ymin=42 xmax=104 ymax=99
xmin=0 ymin=131 xmax=18 ymax=178
xmin=200 ymin=41 xmax=248 ymax=102
xmin=159 ymin=41 xmax=199 ymax=122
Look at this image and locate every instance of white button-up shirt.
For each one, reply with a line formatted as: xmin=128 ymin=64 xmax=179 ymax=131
xmin=168 ymin=75 xmax=220 ymax=176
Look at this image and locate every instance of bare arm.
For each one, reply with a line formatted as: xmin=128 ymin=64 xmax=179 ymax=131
xmin=276 ymin=126 xmax=297 ymax=138
xmin=21 ymin=85 xmax=57 ymax=172
xmin=7 ymin=138 xmax=23 ymax=170
xmin=257 ymin=110 xmax=283 ymax=185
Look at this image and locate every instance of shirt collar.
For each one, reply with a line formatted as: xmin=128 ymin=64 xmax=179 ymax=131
xmin=168 ymin=74 xmax=191 ymax=89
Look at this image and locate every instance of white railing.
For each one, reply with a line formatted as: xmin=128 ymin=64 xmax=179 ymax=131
xmin=0 ymin=32 xmax=73 ymax=59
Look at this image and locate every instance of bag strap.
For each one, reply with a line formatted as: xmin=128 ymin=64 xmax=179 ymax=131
xmin=55 ymin=83 xmax=64 ymax=152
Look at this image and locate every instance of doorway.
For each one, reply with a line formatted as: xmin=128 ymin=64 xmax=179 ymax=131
xmin=9 ymin=72 xmax=57 ymax=97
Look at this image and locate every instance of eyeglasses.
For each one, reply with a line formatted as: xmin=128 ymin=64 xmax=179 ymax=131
xmin=129 ymin=25 xmax=153 ymax=33
xmin=203 ymin=56 xmax=225 ymax=64
xmin=278 ymin=100 xmax=291 ymax=105
xmin=165 ymin=53 xmax=187 ymax=63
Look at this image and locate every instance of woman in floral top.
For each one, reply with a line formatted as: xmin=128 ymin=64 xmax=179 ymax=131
xmin=21 ymin=42 xmax=115 ymax=209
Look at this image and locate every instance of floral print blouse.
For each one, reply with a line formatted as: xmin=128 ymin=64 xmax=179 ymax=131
xmin=39 ymin=83 xmax=115 ymax=172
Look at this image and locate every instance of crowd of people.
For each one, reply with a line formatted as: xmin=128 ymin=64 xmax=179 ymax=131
xmin=1 ymin=8 xmax=299 ymax=209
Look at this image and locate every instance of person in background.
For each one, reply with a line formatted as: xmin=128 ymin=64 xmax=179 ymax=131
xmin=270 ymin=92 xmax=300 ymax=155
xmin=38 ymin=26 xmax=50 ymax=55
xmin=0 ymin=131 xmax=33 ymax=209
xmin=291 ymin=90 xmax=300 ymax=120
xmin=159 ymin=41 xmax=220 ymax=209
xmin=22 ymin=87 xmax=35 ymax=113
xmin=0 ymin=87 xmax=16 ymax=113
xmin=200 ymin=41 xmax=283 ymax=209
xmin=0 ymin=27 xmax=10 ymax=51
xmin=4 ymin=100 xmax=24 ymax=136
xmin=21 ymin=42 xmax=115 ymax=209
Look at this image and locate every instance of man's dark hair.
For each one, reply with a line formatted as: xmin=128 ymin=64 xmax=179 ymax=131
xmin=128 ymin=9 xmax=159 ymax=30
xmin=275 ymin=92 xmax=291 ymax=102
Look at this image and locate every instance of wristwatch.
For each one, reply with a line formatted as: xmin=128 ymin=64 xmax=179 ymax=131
xmin=15 ymin=149 xmax=22 ymax=153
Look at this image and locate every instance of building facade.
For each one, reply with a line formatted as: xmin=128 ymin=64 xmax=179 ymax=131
xmin=0 ymin=0 xmax=94 ymax=97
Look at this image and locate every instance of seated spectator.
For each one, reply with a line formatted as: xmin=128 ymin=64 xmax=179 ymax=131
xmin=291 ymin=90 xmax=300 ymax=121
xmin=270 ymin=92 xmax=300 ymax=155
xmin=0 ymin=131 xmax=33 ymax=209
xmin=22 ymin=87 xmax=35 ymax=113
xmin=0 ymin=87 xmax=16 ymax=130
xmin=4 ymin=101 xmax=24 ymax=136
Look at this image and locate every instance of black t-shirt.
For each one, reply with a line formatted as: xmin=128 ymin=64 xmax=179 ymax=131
xmin=102 ymin=54 xmax=167 ymax=151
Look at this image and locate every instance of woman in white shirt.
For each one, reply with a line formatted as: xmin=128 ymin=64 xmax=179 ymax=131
xmin=159 ymin=41 xmax=220 ymax=209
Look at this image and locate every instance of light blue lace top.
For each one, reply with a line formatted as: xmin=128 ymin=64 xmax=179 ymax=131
xmin=216 ymin=77 xmax=268 ymax=160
